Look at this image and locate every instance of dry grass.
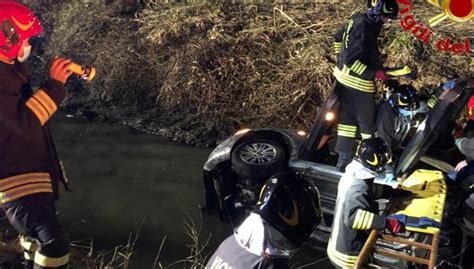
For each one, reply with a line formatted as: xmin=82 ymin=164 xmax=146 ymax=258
xmin=0 ymin=215 xmax=211 ymax=269
xmin=28 ymin=1 xmax=473 ymax=145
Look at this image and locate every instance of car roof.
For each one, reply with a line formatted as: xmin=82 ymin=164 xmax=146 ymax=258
xmin=395 ymin=78 xmax=474 ymax=176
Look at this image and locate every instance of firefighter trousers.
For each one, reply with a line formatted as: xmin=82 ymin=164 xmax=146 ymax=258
xmin=2 ymin=194 xmax=69 ymax=269
xmin=335 ymin=83 xmax=376 ymax=157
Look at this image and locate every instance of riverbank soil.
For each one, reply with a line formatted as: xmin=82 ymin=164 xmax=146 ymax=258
xmin=0 ymin=0 xmax=471 ymax=268
xmin=28 ymin=1 xmax=472 ymax=146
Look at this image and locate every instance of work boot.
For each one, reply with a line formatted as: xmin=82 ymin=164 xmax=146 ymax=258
xmin=337 ymin=153 xmax=353 ymax=172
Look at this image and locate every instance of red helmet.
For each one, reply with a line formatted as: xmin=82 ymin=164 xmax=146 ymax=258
xmin=467 ymin=96 xmax=474 ymax=121
xmin=0 ymin=1 xmax=42 ymax=59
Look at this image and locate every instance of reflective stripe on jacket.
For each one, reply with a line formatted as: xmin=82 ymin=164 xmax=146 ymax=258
xmin=327 ymin=161 xmax=386 ymax=268
xmin=0 ymin=61 xmax=67 ymax=203
xmin=0 ymin=173 xmax=52 ymax=203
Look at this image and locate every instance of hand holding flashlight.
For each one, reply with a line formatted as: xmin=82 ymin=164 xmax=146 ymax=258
xmin=49 ymin=57 xmax=72 ymax=85
xmin=50 ymin=56 xmax=96 ymax=84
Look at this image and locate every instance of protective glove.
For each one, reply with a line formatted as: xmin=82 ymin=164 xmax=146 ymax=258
xmin=375 ymin=70 xmax=388 ymax=81
xmin=442 ymin=80 xmax=456 ymax=90
xmin=454 ymin=137 xmax=464 ymax=147
xmin=385 ymin=218 xmax=404 ymax=234
xmin=49 ymin=56 xmax=72 ymax=85
xmin=383 ymin=172 xmax=395 ymax=183
xmin=455 ymin=160 xmax=468 ymax=172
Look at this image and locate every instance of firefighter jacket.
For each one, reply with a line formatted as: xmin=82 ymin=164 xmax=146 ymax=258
xmin=333 ymin=13 xmax=383 ymax=93
xmin=327 ymin=161 xmax=386 ymax=268
xmin=376 ymin=102 xmax=412 ymax=150
xmin=0 ymin=61 xmax=68 ymax=204
xmin=206 ymin=213 xmax=290 ymax=269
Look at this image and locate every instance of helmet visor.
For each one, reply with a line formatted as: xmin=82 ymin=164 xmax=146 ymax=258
xmin=1 ymin=19 xmax=19 ymax=45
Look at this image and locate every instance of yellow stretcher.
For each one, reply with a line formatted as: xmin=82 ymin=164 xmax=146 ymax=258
xmin=355 ymin=169 xmax=446 ymax=269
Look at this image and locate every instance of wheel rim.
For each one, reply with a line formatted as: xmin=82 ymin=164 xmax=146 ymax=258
xmin=239 ymin=142 xmax=277 ymax=164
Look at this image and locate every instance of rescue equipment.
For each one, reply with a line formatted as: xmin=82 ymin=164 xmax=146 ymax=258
xmin=355 ymin=169 xmax=446 ymax=269
xmin=68 ymin=62 xmax=96 ymax=81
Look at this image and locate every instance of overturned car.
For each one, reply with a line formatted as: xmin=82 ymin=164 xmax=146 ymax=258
xmin=203 ymin=78 xmax=474 ymax=268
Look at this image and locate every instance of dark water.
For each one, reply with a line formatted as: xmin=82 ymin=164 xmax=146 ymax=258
xmin=50 ymin=113 xmax=330 ymax=268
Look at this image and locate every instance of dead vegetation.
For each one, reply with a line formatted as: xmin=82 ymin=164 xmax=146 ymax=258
xmin=0 ymin=214 xmax=211 ymax=268
xmin=28 ymin=1 xmax=473 ymax=145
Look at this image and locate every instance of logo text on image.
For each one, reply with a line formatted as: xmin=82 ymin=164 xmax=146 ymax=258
xmin=397 ymin=0 xmax=472 ymax=54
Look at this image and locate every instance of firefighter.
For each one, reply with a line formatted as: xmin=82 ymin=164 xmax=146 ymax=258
xmin=327 ymin=138 xmax=404 ymax=269
xmin=376 ymin=83 xmax=421 ymax=151
xmin=0 ymin=2 xmax=72 ymax=268
xmin=206 ymin=172 xmax=321 ymax=269
xmin=451 ymin=97 xmax=474 ymax=265
xmin=375 ymin=82 xmax=424 ymax=184
xmin=333 ymin=0 xmax=399 ymax=171
xmin=453 ymin=96 xmax=474 ymax=183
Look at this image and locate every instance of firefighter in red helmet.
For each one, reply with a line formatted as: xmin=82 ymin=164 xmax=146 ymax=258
xmin=0 ymin=1 xmax=72 ymax=268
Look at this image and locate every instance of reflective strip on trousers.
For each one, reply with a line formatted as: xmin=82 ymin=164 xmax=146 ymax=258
xmin=360 ymin=133 xmax=374 ymax=139
xmin=338 ymin=130 xmax=357 ymax=138
xmin=334 ymin=42 xmax=342 ymax=54
xmin=20 ymin=236 xmax=37 ymax=261
xmin=34 ymin=252 xmax=69 ymax=268
xmin=338 ymin=124 xmax=357 ymax=138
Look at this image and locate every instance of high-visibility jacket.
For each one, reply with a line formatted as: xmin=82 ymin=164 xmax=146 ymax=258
xmin=333 ymin=13 xmax=383 ymax=93
xmin=327 ymin=161 xmax=386 ymax=268
xmin=0 ymin=61 xmax=68 ymax=204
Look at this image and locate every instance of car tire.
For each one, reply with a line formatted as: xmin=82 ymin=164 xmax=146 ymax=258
xmin=231 ymin=138 xmax=288 ymax=183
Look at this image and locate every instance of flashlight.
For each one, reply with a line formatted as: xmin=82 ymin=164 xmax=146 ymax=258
xmin=68 ymin=62 xmax=96 ymax=81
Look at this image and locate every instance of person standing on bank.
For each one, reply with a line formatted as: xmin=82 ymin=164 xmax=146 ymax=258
xmin=333 ymin=0 xmax=399 ymax=171
xmin=0 ymin=1 xmax=72 ymax=268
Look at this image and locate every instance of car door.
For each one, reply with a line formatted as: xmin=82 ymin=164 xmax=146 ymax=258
xmin=396 ymin=78 xmax=474 ymax=176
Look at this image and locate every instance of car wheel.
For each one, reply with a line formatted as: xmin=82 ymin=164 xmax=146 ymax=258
xmin=231 ymin=138 xmax=288 ymax=183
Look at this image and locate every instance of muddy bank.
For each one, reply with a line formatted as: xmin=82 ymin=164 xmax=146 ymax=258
xmin=27 ymin=1 xmax=473 ymax=147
